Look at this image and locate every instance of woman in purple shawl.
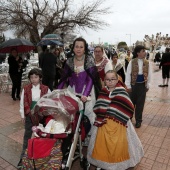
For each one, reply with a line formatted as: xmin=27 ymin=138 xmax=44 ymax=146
xmin=58 ymin=37 xmax=101 ymax=124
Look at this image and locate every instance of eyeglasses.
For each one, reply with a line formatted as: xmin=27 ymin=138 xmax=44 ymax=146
xmin=105 ymin=78 xmax=117 ymax=82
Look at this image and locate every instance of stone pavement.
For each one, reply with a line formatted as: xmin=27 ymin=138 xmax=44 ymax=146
xmin=0 ymin=61 xmax=170 ymax=170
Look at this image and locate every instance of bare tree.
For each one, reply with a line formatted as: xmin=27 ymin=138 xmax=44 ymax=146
xmin=0 ymin=0 xmax=111 ymax=44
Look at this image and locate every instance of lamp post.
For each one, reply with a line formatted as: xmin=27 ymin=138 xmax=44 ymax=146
xmin=126 ymin=34 xmax=131 ymax=47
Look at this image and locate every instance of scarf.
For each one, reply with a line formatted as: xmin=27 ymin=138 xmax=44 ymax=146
xmin=93 ymin=83 xmax=134 ymax=127
xmin=112 ymin=60 xmax=123 ymax=72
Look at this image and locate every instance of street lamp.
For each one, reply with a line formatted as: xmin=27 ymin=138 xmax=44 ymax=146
xmin=126 ymin=34 xmax=131 ymax=47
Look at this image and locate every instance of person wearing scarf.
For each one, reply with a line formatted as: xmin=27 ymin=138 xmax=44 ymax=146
xmin=87 ymin=70 xmax=144 ymax=170
xmin=111 ymin=52 xmax=125 ymax=83
xmin=58 ymin=37 xmax=101 ymax=124
xmin=94 ymin=45 xmax=113 ymax=87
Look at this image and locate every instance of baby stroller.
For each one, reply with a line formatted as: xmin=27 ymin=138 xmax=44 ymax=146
xmin=21 ymin=89 xmax=90 ymax=170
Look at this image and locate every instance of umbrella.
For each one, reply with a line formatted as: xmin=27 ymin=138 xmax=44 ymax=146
xmin=37 ymin=39 xmax=63 ymax=46
xmin=42 ymin=34 xmax=62 ymax=41
xmin=0 ymin=38 xmax=35 ymax=53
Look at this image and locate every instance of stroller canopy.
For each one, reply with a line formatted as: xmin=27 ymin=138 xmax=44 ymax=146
xmin=32 ymin=89 xmax=83 ymax=134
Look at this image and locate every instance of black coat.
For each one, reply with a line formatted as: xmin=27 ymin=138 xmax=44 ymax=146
xmin=8 ymin=55 xmax=23 ymax=74
xmin=117 ymin=67 xmax=125 ymax=83
xmin=154 ymin=52 xmax=161 ymax=62
xmin=41 ymin=52 xmax=57 ymax=76
xmin=159 ymin=52 xmax=170 ymax=68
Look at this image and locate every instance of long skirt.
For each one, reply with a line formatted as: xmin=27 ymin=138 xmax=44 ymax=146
xmin=87 ymin=120 xmax=144 ymax=170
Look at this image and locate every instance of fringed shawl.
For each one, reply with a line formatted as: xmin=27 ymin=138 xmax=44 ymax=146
xmin=93 ymin=83 xmax=134 ymax=126
xmin=58 ymin=54 xmax=101 ymax=98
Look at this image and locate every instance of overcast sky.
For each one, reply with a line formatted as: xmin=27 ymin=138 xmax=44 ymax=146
xmin=78 ymin=0 xmax=170 ymax=46
xmin=4 ymin=0 xmax=170 ymax=46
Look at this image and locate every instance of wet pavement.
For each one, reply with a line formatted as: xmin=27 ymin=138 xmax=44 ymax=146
xmin=0 ymin=61 xmax=170 ymax=170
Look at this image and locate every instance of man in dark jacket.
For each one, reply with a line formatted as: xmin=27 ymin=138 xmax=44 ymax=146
xmin=41 ymin=46 xmax=57 ymax=91
xmin=159 ymin=48 xmax=170 ymax=87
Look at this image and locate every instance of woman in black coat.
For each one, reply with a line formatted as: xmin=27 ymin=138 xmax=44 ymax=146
xmin=8 ymin=48 xmax=24 ymax=100
xmin=111 ymin=52 xmax=125 ymax=83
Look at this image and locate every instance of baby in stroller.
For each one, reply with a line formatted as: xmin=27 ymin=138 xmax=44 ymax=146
xmin=21 ymin=89 xmax=90 ymax=170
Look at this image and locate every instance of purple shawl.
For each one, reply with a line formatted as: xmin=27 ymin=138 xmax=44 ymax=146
xmin=57 ymin=54 xmax=101 ymax=98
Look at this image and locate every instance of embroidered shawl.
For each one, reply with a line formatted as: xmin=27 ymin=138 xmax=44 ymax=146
xmin=96 ymin=57 xmax=109 ymax=81
xmin=58 ymin=54 xmax=102 ymax=98
xmin=96 ymin=57 xmax=109 ymax=72
xmin=112 ymin=60 xmax=123 ymax=72
xmin=93 ymin=83 xmax=134 ymax=126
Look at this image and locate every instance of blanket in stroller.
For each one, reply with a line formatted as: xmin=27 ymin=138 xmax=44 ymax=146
xmin=21 ymin=140 xmax=62 ymax=170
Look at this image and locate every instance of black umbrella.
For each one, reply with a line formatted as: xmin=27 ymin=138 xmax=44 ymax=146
xmin=0 ymin=38 xmax=35 ymax=53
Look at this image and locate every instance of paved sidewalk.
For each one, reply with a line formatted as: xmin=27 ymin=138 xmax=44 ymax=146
xmin=0 ymin=61 xmax=170 ymax=170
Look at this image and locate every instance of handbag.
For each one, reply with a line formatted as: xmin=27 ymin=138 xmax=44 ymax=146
xmin=28 ymin=138 xmax=57 ymax=159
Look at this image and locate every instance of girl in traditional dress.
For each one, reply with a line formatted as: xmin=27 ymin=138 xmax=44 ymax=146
xmin=87 ymin=70 xmax=144 ymax=170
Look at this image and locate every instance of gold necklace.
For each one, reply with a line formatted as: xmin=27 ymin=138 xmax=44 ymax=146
xmin=74 ymin=55 xmax=84 ymax=76
xmin=74 ymin=55 xmax=84 ymax=62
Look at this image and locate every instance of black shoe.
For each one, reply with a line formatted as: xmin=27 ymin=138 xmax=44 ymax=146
xmin=17 ymin=159 xmax=22 ymax=168
xmin=13 ymin=97 xmax=16 ymax=101
xmin=158 ymin=84 xmax=165 ymax=87
xmin=135 ymin=122 xmax=141 ymax=128
xmin=16 ymin=96 xmax=20 ymax=100
xmin=164 ymin=84 xmax=168 ymax=87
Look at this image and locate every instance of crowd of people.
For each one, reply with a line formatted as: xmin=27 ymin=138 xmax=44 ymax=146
xmin=11 ymin=37 xmax=157 ymax=170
